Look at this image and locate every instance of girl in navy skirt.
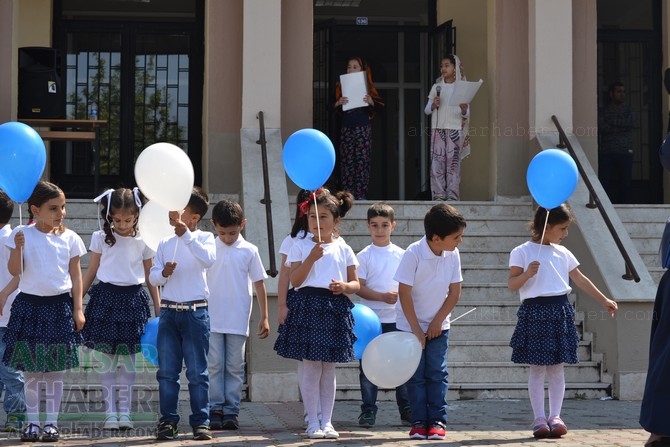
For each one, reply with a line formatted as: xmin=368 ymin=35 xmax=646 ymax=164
xmin=508 ymin=204 xmax=618 ymax=439
xmin=4 ymin=181 xmax=87 ymax=442
xmin=274 ymin=188 xmax=359 ymax=439
xmin=81 ymin=188 xmax=160 ymax=430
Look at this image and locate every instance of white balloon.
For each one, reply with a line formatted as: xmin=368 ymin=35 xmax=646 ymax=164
xmin=361 ymin=331 xmax=422 ymax=389
xmin=134 ymin=142 xmax=194 ymax=210
xmin=138 ymin=201 xmax=174 ymax=251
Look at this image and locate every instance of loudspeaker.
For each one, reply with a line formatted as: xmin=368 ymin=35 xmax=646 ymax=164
xmin=18 ymin=47 xmax=65 ymax=119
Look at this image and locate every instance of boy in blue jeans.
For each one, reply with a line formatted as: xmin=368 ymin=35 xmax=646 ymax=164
xmin=0 ymin=191 xmax=26 ymax=432
xmin=149 ymin=187 xmax=216 ymax=441
xmin=356 ymin=203 xmax=411 ymax=428
xmin=394 ymin=204 xmax=465 ymax=441
xmin=206 ymin=200 xmax=269 ymax=430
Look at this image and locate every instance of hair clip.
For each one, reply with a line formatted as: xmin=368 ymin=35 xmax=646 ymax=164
xmin=298 ymin=199 xmax=310 ymax=218
xmin=132 ymin=187 xmax=143 ymax=209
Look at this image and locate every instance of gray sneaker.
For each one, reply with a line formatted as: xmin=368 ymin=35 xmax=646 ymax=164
xmin=358 ymin=410 xmax=376 ymax=428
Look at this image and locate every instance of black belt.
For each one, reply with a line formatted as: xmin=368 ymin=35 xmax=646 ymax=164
xmin=160 ymin=299 xmax=208 ymax=312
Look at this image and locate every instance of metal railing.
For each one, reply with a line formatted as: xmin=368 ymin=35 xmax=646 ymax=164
xmin=551 ymin=115 xmax=640 ymax=282
xmin=256 ymin=111 xmax=278 ymax=277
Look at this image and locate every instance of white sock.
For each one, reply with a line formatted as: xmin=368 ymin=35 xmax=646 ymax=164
xmin=301 ymin=360 xmax=323 ymax=430
xmin=100 ymin=352 xmax=118 ymax=416
xmin=528 ymin=365 xmax=547 ymax=420
xmin=43 ymin=371 xmax=64 ymax=427
xmin=546 ymin=363 xmax=565 ymax=419
xmin=117 ymin=354 xmax=136 ymax=415
xmin=24 ymin=372 xmax=42 ymax=427
xmin=319 ymin=362 xmax=336 ymax=429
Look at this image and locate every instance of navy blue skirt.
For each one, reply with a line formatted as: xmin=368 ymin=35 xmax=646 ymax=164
xmin=640 ymin=269 xmax=670 ymax=436
xmin=2 ymin=292 xmax=83 ymax=372
xmin=82 ymin=282 xmax=152 ymax=355
xmin=509 ymin=295 xmax=579 ymax=365
xmin=274 ymin=287 xmax=356 ymax=363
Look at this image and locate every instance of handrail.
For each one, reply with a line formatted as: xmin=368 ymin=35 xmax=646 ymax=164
xmin=551 ymin=115 xmax=640 ymax=282
xmin=256 ymin=111 xmax=278 ymax=277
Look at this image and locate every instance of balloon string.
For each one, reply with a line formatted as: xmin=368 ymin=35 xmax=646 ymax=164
xmin=313 ymin=192 xmax=321 ymax=242
xmin=451 ymin=307 xmax=476 ymax=323
xmin=19 ymin=203 xmax=24 ymax=276
xmin=536 ymin=209 xmax=550 ymax=260
xmin=171 ymin=238 xmax=179 ymax=264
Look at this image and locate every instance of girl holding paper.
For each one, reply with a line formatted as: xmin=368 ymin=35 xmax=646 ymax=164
xmin=425 ymin=54 xmax=470 ymax=201
xmin=334 ymin=57 xmax=384 ymax=200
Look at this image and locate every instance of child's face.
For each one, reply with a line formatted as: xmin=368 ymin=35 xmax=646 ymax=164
xmin=543 ymin=221 xmax=570 ymax=245
xmin=213 ymin=221 xmax=245 ymax=246
xmin=367 ymin=216 xmax=395 ymax=247
xmin=31 ymin=193 xmax=66 ymax=232
xmin=172 ymin=206 xmax=200 ymax=231
xmin=347 ymin=59 xmax=362 ymax=73
xmin=308 ymin=204 xmax=338 ymax=242
xmin=430 ymin=227 xmax=464 ymax=254
xmin=110 ymin=209 xmax=137 ymax=237
xmin=440 ymin=58 xmax=456 ymax=82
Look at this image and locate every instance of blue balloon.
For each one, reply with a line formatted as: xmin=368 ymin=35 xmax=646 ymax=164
xmin=140 ymin=317 xmax=160 ymax=366
xmin=282 ymin=129 xmax=335 ymax=190
xmin=526 ymin=149 xmax=578 ymax=209
xmin=352 ymin=303 xmax=382 ymax=360
xmin=0 ymin=122 xmax=46 ymax=202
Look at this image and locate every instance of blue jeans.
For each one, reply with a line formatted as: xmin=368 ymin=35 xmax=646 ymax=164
xmin=208 ymin=333 xmax=246 ymax=416
xmin=406 ymin=329 xmax=449 ymax=425
xmin=0 ymin=328 xmax=26 ymax=419
xmin=359 ymin=323 xmax=409 ymax=413
xmin=157 ymin=308 xmax=210 ymax=427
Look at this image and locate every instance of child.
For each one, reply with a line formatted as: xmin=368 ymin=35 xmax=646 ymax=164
xmin=508 ymin=204 xmax=618 ymax=438
xmin=4 ymin=181 xmax=86 ymax=442
xmin=81 ymin=187 xmax=160 ymax=430
xmin=334 ymin=56 xmax=384 ymax=199
xmin=394 ymin=203 xmax=466 ymax=441
xmin=0 ymin=191 xmax=26 ymax=432
xmin=149 ymin=187 xmax=216 ymax=441
xmin=207 ymin=199 xmax=269 ymax=430
xmin=355 ymin=202 xmax=411 ymax=428
xmin=424 ymin=54 xmax=471 ymax=201
xmin=274 ymin=188 xmax=358 ymax=439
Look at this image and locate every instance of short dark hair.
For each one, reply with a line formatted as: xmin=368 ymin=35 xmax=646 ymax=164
xmin=0 ymin=190 xmax=14 ymax=225
xmin=608 ymin=81 xmax=624 ymax=94
xmin=186 ymin=186 xmax=209 ymax=222
xmin=367 ymin=202 xmax=395 ymax=222
xmin=211 ymin=199 xmax=245 ymax=227
xmin=424 ymin=204 xmax=466 ymax=239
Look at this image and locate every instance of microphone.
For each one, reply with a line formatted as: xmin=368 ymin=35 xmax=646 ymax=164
xmin=435 ymin=86 xmax=441 ymax=108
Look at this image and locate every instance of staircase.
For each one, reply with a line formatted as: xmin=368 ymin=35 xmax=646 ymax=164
xmin=334 ymin=200 xmax=612 ymax=400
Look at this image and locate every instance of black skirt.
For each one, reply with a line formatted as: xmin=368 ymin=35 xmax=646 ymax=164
xmin=2 ymin=292 xmax=83 ymax=372
xmin=510 ymin=295 xmax=579 ymax=365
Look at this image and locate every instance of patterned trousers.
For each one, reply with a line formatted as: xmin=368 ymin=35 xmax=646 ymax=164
xmin=430 ymin=128 xmax=462 ymax=200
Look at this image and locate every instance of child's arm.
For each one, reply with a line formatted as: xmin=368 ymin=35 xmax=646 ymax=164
xmin=569 ymin=267 xmax=618 ymax=317
xmin=143 ymin=257 xmax=161 ymax=316
xmin=399 ymin=282 xmax=425 ymax=349
xmin=0 ymin=275 xmax=19 ymax=316
xmin=427 ymin=282 xmax=462 ymax=340
xmin=70 ymin=256 xmax=85 ymax=332
xmin=254 ymin=279 xmax=270 ymax=339
xmin=7 ymin=230 xmax=24 ymax=277
xmin=329 ymin=265 xmax=360 ymax=295
xmin=508 ymin=261 xmax=539 ymax=291
xmin=289 ymin=243 xmax=324 ymax=288
xmin=357 ymin=278 xmax=398 ymax=305
xmin=277 ymin=254 xmax=290 ymax=324
xmin=149 ymin=245 xmax=171 ymax=286
xmin=81 ymin=251 xmax=101 ymax=296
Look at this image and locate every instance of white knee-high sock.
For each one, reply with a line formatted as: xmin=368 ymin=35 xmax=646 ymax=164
xmin=546 ymin=363 xmax=565 ymax=419
xmin=24 ymin=372 xmax=43 ymax=427
xmin=43 ymin=371 xmax=64 ymax=427
xmin=301 ymin=360 xmax=323 ymax=430
xmin=100 ymin=352 xmax=118 ymax=416
xmin=528 ymin=365 xmax=547 ymax=419
xmin=117 ymin=354 xmax=136 ymax=416
xmin=319 ymin=362 xmax=336 ymax=428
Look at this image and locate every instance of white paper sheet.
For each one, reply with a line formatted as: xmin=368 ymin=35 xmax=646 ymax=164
xmin=340 ymin=71 xmax=368 ymax=111
xmin=447 ymin=79 xmax=484 ymax=106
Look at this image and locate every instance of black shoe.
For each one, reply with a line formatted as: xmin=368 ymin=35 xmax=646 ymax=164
xmin=193 ymin=425 xmax=212 ymax=440
xmin=20 ymin=423 xmax=41 ymax=442
xmin=358 ymin=410 xmax=376 ymax=428
xmin=222 ymin=414 xmax=239 ymax=430
xmin=399 ymin=406 xmax=413 ymax=426
xmin=209 ymin=410 xmax=224 ymax=430
xmin=40 ymin=424 xmax=59 ymax=442
xmin=156 ymin=421 xmax=178 ymax=440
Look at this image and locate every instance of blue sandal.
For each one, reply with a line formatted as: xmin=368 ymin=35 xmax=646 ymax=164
xmin=20 ymin=423 xmax=41 ymax=442
xmin=41 ymin=424 xmax=59 ymax=442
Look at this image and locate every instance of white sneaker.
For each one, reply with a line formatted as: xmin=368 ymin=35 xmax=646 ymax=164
xmin=322 ymin=424 xmax=339 ymax=439
xmin=306 ymin=427 xmax=325 ymax=439
xmin=103 ymin=415 xmax=119 ymax=430
xmin=118 ymin=414 xmax=134 ymax=430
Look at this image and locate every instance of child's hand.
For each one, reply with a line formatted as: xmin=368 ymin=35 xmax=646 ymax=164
xmin=426 ymin=320 xmax=442 ymax=340
xmin=412 ymin=327 xmax=426 ymax=349
xmin=526 ymin=261 xmax=540 ymax=278
xmin=336 ymin=96 xmax=349 ymax=107
xmin=382 ymin=291 xmax=398 ymax=305
xmin=0 ymin=292 xmax=7 ymax=317
xmin=433 ymin=97 xmax=441 ymax=109
xmin=278 ymin=303 xmax=288 ymax=325
xmin=306 ymin=242 xmax=324 ymax=263
xmin=162 ymin=262 xmax=177 ymax=277
xmin=258 ymin=318 xmax=270 ymax=339
xmin=460 ymin=103 xmax=468 ymax=115
xmin=169 ymin=211 xmax=187 ymax=236
xmin=603 ymin=298 xmax=618 ymax=317
xmin=329 ymin=279 xmax=345 ymax=295
xmin=14 ymin=230 xmax=25 ymax=249
xmin=73 ymin=309 xmax=85 ymax=332
xmin=364 ymin=94 xmax=374 ymax=106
